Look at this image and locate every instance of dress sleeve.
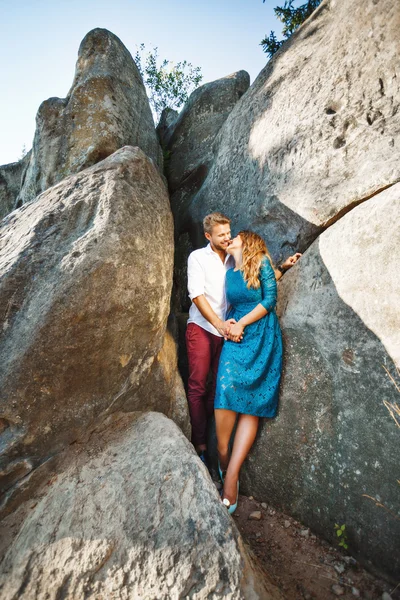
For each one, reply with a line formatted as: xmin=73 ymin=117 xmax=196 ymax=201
xmin=259 ymin=258 xmax=277 ymax=312
xmin=187 ymin=253 xmax=206 ymax=301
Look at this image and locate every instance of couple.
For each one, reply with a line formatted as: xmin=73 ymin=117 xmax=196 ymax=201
xmin=186 ymin=212 xmax=301 ymax=513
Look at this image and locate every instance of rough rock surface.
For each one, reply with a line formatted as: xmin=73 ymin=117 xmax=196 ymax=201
xmin=174 ymin=0 xmax=400 ymax=264
xmin=168 ymin=71 xmax=250 ymax=253
xmin=160 ymin=72 xmax=250 ymax=312
xmin=0 ymin=146 xmax=188 ymax=516
xmin=156 ymin=107 xmax=179 ymax=149
xmin=241 ymin=186 xmax=400 ymax=579
xmin=0 ymin=153 xmax=30 ymax=219
xmin=161 ymin=71 xmax=250 ymax=198
xmin=138 ymin=327 xmax=191 ymax=440
xmin=16 ymin=28 xmax=162 ymax=207
xmin=0 ymin=412 xmax=281 ymax=600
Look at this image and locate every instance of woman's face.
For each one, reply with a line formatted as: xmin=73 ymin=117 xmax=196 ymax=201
xmin=227 ymin=234 xmax=243 ymax=253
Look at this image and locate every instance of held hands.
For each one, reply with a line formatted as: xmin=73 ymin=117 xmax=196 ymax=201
xmin=227 ymin=321 xmax=244 ymax=343
xmin=216 ymin=318 xmax=237 ymax=339
xmin=216 ymin=319 xmax=243 ymax=342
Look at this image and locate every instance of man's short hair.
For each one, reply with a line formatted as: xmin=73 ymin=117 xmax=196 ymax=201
xmin=203 ymin=212 xmax=231 ymax=234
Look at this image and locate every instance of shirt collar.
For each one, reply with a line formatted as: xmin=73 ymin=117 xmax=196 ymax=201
xmin=206 ymin=243 xmax=231 ymax=264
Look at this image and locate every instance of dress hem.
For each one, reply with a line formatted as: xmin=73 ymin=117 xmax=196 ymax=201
xmin=214 ymin=405 xmax=277 ymax=418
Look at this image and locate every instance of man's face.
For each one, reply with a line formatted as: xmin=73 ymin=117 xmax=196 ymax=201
xmin=205 ymin=223 xmax=231 ymax=252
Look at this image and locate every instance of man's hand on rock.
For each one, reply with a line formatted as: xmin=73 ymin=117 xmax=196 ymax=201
xmin=281 ymin=252 xmax=302 ymax=271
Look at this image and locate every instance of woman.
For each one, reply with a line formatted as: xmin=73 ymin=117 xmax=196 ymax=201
xmin=214 ymin=230 xmax=283 ymax=513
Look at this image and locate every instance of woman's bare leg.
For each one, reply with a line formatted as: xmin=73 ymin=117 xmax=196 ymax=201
xmin=223 ymin=414 xmax=259 ymax=504
xmin=215 ymin=408 xmax=237 ymax=470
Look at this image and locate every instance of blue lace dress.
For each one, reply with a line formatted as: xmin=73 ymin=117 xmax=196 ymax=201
xmin=214 ymin=258 xmax=282 ymax=417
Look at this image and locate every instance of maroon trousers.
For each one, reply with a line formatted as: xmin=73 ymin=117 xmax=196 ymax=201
xmin=185 ymin=323 xmax=224 ymax=447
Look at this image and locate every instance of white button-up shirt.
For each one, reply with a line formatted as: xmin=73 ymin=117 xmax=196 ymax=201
xmin=187 ymin=244 xmax=234 ymax=337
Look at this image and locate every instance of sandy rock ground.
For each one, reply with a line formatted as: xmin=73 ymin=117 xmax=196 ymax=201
xmin=228 ymin=490 xmax=399 ymax=600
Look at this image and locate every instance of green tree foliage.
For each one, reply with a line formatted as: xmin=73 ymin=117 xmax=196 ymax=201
xmin=261 ymin=0 xmax=322 ymax=58
xmin=134 ymin=44 xmax=203 ymax=122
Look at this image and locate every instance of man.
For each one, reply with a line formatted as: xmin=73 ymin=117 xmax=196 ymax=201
xmin=186 ymin=212 xmax=300 ymax=467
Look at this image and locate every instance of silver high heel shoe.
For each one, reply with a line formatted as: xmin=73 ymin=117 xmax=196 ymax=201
xmin=222 ymin=481 xmax=239 ymax=514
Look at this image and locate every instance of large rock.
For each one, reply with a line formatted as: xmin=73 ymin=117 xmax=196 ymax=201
xmin=241 ymin=186 xmax=400 ymax=579
xmin=175 ymin=0 xmax=400 ymax=264
xmin=167 ymin=71 xmax=250 ymax=241
xmin=160 ymin=71 xmax=250 ymax=312
xmin=0 ymin=412 xmax=281 ymax=599
xmin=161 ymin=71 xmax=250 ymax=198
xmin=0 ymin=146 xmax=188 ymax=515
xmin=16 ymin=28 xmax=162 ymax=207
xmin=0 ymin=153 xmax=30 ymax=219
xmin=156 ymin=107 xmax=179 ymax=149
xmin=138 ymin=326 xmax=191 ymax=440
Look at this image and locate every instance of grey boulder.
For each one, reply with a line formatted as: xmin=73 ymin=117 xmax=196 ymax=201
xmin=160 ymin=71 xmax=250 ymax=312
xmin=186 ymin=0 xmax=400 ymax=263
xmin=162 ymin=70 xmax=250 ymax=199
xmin=242 ymin=184 xmax=400 ymax=579
xmin=0 ymin=153 xmax=31 ymax=220
xmin=17 ymin=28 xmax=162 ymax=207
xmin=0 ymin=146 xmax=188 ymax=516
xmin=0 ymin=412 xmax=281 ymax=600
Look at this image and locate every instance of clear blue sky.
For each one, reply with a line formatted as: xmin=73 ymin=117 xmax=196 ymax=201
xmin=0 ymin=0 xmax=279 ymax=165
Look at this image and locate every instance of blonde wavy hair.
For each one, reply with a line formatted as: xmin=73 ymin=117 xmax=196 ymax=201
xmin=238 ymin=230 xmax=273 ymax=289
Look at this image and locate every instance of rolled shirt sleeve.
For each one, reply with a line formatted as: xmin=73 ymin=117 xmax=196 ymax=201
xmin=259 ymin=258 xmax=277 ymax=312
xmin=187 ymin=253 xmax=206 ymax=301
